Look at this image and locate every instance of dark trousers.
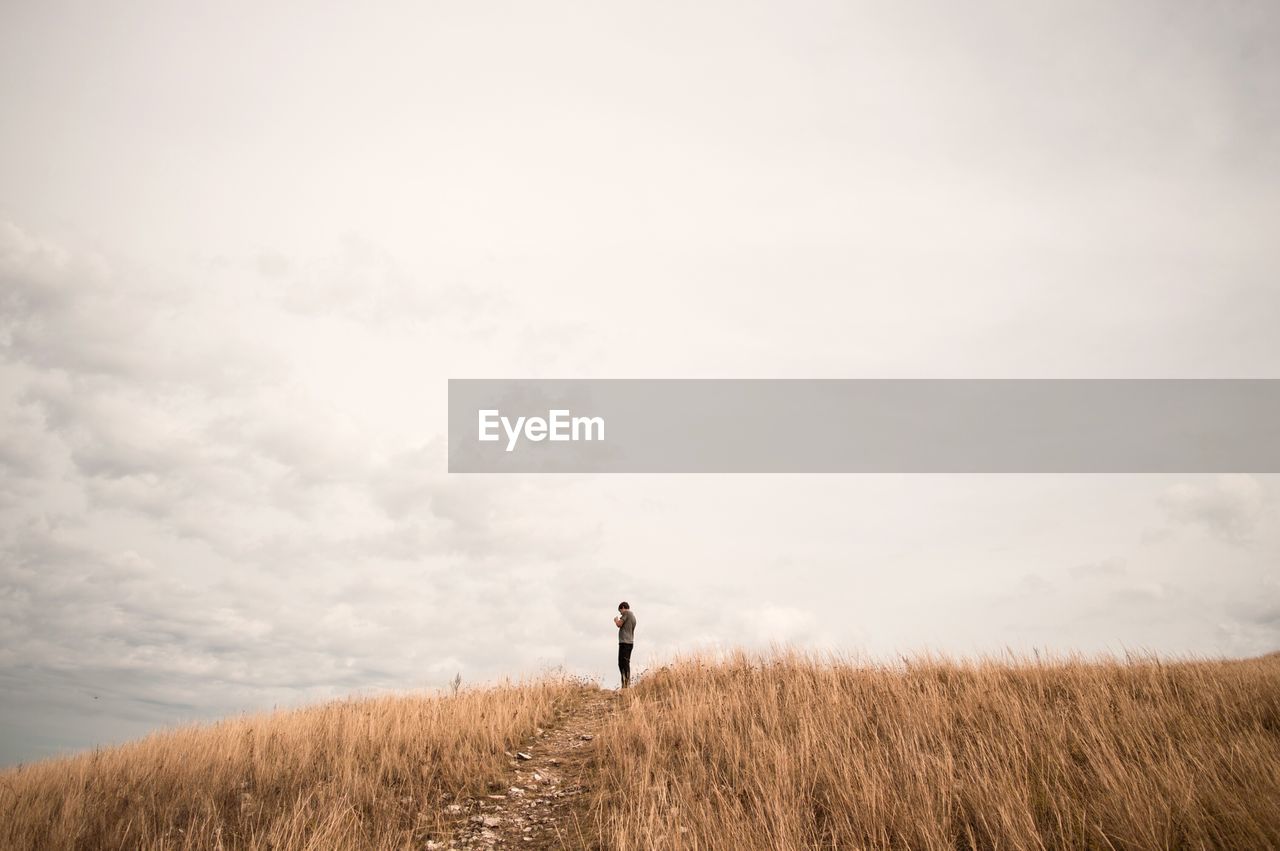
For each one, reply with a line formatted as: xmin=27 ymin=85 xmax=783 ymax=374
xmin=618 ymin=642 xmax=633 ymax=686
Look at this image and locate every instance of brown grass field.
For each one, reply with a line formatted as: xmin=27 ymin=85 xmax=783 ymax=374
xmin=2 ymin=651 xmax=1278 ymax=850
xmin=590 ymin=651 xmax=1280 ymax=850
xmin=0 ymin=679 xmax=583 ymax=850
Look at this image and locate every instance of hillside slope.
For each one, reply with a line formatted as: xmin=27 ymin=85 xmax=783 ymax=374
xmin=0 ymin=678 xmax=587 ymax=850
xmin=3 ymin=652 xmax=1278 ymax=850
xmin=590 ymin=652 xmax=1280 ymax=849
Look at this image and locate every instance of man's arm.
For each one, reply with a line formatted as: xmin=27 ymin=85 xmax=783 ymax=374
xmin=613 ymin=615 xmax=623 ymax=627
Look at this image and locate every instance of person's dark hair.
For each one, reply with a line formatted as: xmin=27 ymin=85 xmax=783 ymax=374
xmin=618 ymin=601 xmax=630 ymax=610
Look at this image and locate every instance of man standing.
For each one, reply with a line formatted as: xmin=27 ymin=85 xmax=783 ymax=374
xmin=613 ymin=601 xmax=636 ymax=688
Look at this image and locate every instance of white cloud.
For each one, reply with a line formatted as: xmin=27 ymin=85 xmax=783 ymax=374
xmin=1160 ymin=475 xmax=1270 ymax=545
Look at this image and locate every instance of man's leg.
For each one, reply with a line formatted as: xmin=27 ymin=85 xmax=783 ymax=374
xmin=618 ymin=643 xmax=633 ymax=688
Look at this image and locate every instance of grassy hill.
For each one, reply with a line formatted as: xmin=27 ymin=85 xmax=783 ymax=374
xmin=3 ymin=652 xmax=1278 ymax=849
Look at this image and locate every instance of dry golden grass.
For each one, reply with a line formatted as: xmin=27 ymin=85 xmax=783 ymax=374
xmin=5 ymin=653 xmax=1278 ymax=850
xmin=588 ymin=650 xmax=1280 ymax=850
xmin=0 ymin=678 xmax=587 ymax=850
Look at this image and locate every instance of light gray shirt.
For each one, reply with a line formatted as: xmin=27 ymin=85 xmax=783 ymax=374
xmin=617 ymin=610 xmax=636 ymax=644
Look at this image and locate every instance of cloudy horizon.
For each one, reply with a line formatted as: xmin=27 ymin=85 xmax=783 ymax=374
xmin=3 ymin=0 xmax=1279 ymax=766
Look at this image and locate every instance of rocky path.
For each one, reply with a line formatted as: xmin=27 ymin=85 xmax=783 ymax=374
xmin=427 ymin=688 xmax=619 ymax=850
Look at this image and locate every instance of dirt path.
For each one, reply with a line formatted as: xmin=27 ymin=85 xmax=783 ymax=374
xmin=428 ymin=687 xmax=620 ymax=850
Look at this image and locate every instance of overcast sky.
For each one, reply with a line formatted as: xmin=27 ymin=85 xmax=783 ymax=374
xmin=2 ymin=0 xmax=1279 ymax=766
